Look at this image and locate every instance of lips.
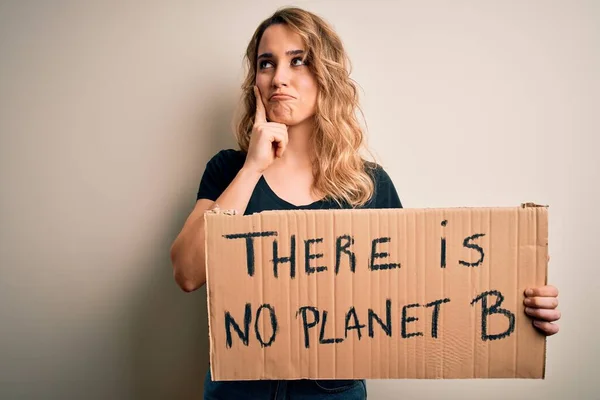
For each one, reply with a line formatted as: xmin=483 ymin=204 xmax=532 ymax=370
xmin=270 ymin=94 xmax=295 ymax=100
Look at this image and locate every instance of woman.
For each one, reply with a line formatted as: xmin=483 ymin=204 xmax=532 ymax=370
xmin=170 ymin=7 xmax=561 ymax=399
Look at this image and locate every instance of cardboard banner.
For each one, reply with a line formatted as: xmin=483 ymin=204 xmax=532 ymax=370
xmin=204 ymin=205 xmax=547 ymax=380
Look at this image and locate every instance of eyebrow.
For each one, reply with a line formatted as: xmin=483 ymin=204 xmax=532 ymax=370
xmin=257 ymin=49 xmax=305 ymax=61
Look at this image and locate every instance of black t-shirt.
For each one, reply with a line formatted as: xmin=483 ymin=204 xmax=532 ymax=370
xmin=197 ymin=149 xmax=402 ymax=214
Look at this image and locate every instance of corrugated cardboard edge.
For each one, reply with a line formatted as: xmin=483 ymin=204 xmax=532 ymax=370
xmin=520 ymin=202 xmax=548 ymax=208
xmin=204 ymin=209 xmax=240 ymax=380
xmin=521 ymin=202 xmax=549 ymax=379
xmin=203 ymin=211 xmax=215 ymax=381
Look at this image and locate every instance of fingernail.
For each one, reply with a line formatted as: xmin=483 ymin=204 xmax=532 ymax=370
xmin=523 ymin=298 xmax=532 ymax=306
xmin=525 ymin=288 xmax=534 ymax=296
xmin=533 ymin=320 xmax=541 ymax=327
xmin=524 ymin=307 xmax=532 ymax=314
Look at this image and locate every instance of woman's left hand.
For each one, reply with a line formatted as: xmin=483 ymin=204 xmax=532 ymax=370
xmin=523 ymin=285 xmax=560 ymax=336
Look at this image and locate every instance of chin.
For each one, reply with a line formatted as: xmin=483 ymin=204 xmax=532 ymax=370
xmin=269 ymin=114 xmax=311 ymax=127
xmin=269 ymin=115 xmax=295 ymax=125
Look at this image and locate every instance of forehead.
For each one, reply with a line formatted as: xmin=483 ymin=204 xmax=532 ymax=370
xmin=257 ymin=24 xmax=305 ymax=54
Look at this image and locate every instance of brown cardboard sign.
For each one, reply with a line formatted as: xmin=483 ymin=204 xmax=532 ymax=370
xmin=204 ymin=206 xmax=547 ymax=380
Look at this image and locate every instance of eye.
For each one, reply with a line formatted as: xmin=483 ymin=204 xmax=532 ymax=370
xmin=292 ymin=57 xmax=307 ymax=66
xmin=258 ymin=60 xmax=274 ymax=69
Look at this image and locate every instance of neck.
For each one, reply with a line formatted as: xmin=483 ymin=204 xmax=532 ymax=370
xmin=278 ymin=117 xmax=315 ymax=168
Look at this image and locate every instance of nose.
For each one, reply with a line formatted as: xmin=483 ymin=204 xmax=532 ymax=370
xmin=272 ymin=64 xmax=290 ymax=88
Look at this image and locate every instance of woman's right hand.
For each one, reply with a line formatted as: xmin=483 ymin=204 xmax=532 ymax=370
xmin=243 ymin=86 xmax=289 ymax=174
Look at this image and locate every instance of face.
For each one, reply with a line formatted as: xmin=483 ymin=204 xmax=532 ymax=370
xmin=255 ymin=24 xmax=318 ymax=126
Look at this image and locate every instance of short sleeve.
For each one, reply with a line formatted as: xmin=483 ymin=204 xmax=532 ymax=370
xmin=196 ymin=149 xmax=246 ymax=201
xmin=373 ymin=166 xmax=403 ymax=209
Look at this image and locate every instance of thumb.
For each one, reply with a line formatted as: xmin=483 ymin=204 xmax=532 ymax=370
xmin=253 ymin=86 xmax=267 ymax=125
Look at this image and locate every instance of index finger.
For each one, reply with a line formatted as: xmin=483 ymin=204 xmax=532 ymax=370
xmin=253 ymin=86 xmax=267 ymax=125
xmin=524 ymin=285 xmax=559 ymax=298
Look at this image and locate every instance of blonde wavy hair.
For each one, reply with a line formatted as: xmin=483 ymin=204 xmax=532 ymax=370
xmin=236 ymin=6 xmax=376 ymax=207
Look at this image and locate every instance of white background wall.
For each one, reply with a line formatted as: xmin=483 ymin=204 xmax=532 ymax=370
xmin=1 ymin=0 xmax=598 ymax=398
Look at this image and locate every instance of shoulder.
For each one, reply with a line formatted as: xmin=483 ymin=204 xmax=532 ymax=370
xmin=196 ymin=149 xmax=247 ymax=201
xmin=363 ymin=161 xmax=396 ymax=193
xmin=206 ymin=149 xmax=246 ymax=170
xmin=364 ymin=161 xmax=394 ymax=185
xmin=363 ymin=161 xmax=403 ymax=209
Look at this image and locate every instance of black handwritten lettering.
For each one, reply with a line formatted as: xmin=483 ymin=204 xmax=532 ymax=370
xmin=335 ymin=235 xmax=356 ymax=274
xmin=471 ymin=290 xmax=515 ymax=341
xmin=401 ymin=303 xmax=423 ymax=338
xmin=304 ymin=238 xmax=327 ymax=274
xmin=319 ymin=311 xmax=344 ymax=344
xmin=368 ymin=299 xmax=392 ymax=337
xmin=224 ymin=303 xmax=252 ymax=348
xmin=272 ymin=235 xmax=296 ymax=279
xmin=296 ymin=306 xmax=320 ymax=348
xmin=254 ymin=304 xmax=278 ymax=347
xmin=369 ymin=237 xmax=400 ymax=270
xmin=223 ymin=231 xmax=278 ymax=277
xmin=425 ymin=298 xmax=451 ymax=338
xmin=344 ymin=307 xmax=365 ymax=339
xmin=440 ymin=220 xmax=447 ymax=268
xmin=459 ymin=233 xmax=486 ymax=267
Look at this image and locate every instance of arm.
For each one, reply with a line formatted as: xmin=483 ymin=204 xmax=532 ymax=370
xmin=170 ymin=167 xmax=262 ymax=292
xmin=170 ymin=85 xmax=288 ymax=292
